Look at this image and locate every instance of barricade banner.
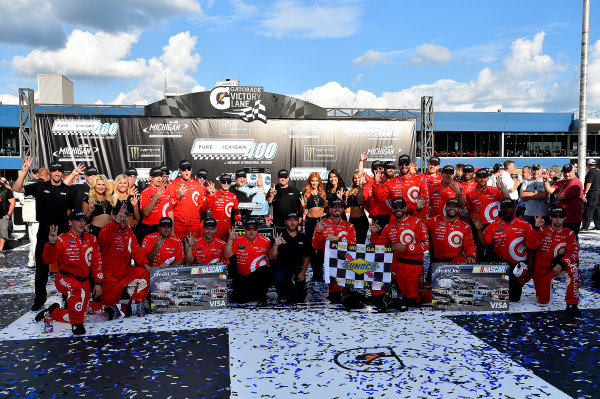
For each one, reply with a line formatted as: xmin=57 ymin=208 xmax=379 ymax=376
xmin=324 ymin=242 xmax=393 ymax=290
xmin=149 ymin=263 xmax=227 ymax=313
xmin=431 ymin=263 xmax=510 ymax=311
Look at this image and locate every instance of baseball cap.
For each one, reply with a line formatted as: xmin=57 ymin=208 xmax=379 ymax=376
xmin=475 ymin=169 xmax=490 ymax=178
xmin=446 ymin=198 xmax=460 ymax=207
xmin=284 ymin=212 xmax=300 ymax=220
xmin=203 ymin=218 xmax=217 ymax=228
xmin=371 ymin=160 xmax=383 ymax=170
xmin=463 ymin=164 xmax=475 ymax=173
xmin=329 ymin=198 xmax=345 ymax=208
xmin=587 ymin=159 xmax=596 ymax=165
xmin=562 ymin=164 xmax=574 ymax=172
xmin=383 ymin=161 xmax=396 ymax=169
xmin=398 ymin=155 xmax=411 ymax=165
xmin=178 ymin=159 xmax=192 ymax=169
xmin=158 ymin=217 xmax=173 ymax=226
xmin=278 ymin=169 xmax=289 ymax=178
xmin=441 ymin=165 xmax=455 ymax=174
xmin=196 ymin=169 xmax=208 ymax=179
xmin=160 ymin=166 xmax=169 ymax=175
xmin=235 ymin=169 xmax=247 ymax=178
xmin=531 ymin=164 xmax=542 ymax=171
xmin=69 ymin=210 xmax=87 ymax=221
xmin=500 ymin=198 xmax=515 ymax=208
xmin=85 ymin=166 xmax=99 ymax=176
xmin=49 ymin=163 xmax=64 ymax=173
xmin=219 ymin=173 xmax=232 ymax=183
xmin=149 ymin=167 xmax=162 ymax=177
xmin=492 ymin=163 xmax=504 ymax=172
xmin=550 ymin=207 xmax=567 ymax=218
xmin=391 ymin=198 xmax=407 ymax=209
xmin=244 ymin=218 xmax=259 ymax=228
xmin=428 ymin=156 xmax=441 ymax=165
xmin=125 ymin=167 xmax=138 ymax=176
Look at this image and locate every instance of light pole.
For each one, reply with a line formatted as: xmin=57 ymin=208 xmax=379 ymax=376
xmin=578 ymin=0 xmax=590 ymax=181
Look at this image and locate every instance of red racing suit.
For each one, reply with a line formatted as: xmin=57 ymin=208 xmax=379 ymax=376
xmin=466 ymin=185 xmax=504 ymax=223
xmin=362 ymin=179 xmax=392 ymax=216
xmin=419 ymin=172 xmax=442 ymax=185
xmin=424 ymin=215 xmax=476 ymax=262
xmin=428 ymin=181 xmax=461 ymax=218
xmin=140 ymin=184 xmax=175 ymax=226
xmin=188 ymin=237 xmax=227 ymax=264
xmin=98 ymin=221 xmax=150 ymax=305
xmin=312 ymin=218 xmax=357 ymax=293
xmin=526 ymin=225 xmax=579 ymax=305
xmin=168 ymin=177 xmax=207 ymax=239
xmin=203 ymin=189 xmax=240 ymax=242
xmin=482 ymin=217 xmax=533 ymax=263
xmin=373 ymin=174 xmax=429 ymax=215
xmin=42 ymin=231 xmax=103 ymax=325
xmin=370 ymin=215 xmax=429 ymax=300
xmin=460 ymin=181 xmax=478 ymax=197
xmin=231 ymin=234 xmax=271 ymax=276
xmin=141 ymin=232 xmax=185 ymax=267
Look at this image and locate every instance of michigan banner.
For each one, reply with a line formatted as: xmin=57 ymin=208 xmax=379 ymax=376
xmin=324 ymin=242 xmax=393 ymax=290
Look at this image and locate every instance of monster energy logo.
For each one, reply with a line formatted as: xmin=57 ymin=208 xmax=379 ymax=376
xmin=303 ymin=145 xmax=337 ymax=162
xmin=127 ymin=145 xmax=163 ymax=163
xmin=130 ymin=146 xmax=140 ymax=161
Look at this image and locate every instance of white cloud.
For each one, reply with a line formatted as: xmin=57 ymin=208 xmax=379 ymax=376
xmin=0 ymin=93 xmax=18 ymax=105
xmin=296 ymin=32 xmax=572 ymax=112
xmin=260 ymin=0 xmax=361 ymax=39
xmin=411 ymin=44 xmax=452 ymax=66
xmin=0 ymin=1 xmax=66 ymax=48
xmin=111 ymin=32 xmax=204 ymax=104
xmin=588 ymin=39 xmax=600 ymax=106
xmin=11 ymin=30 xmax=146 ymax=79
xmin=353 ymin=73 xmax=363 ymax=85
xmin=353 ymin=50 xmax=390 ymax=66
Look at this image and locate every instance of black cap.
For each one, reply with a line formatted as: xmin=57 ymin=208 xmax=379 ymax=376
xmin=500 ymin=198 xmax=515 ymax=208
xmin=244 ymin=218 xmax=259 ymax=227
xmin=428 ymin=156 xmax=441 ymax=165
xmin=69 ymin=210 xmax=87 ymax=221
xmin=398 ymin=155 xmax=411 ymax=164
xmin=125 ymin=167 xmax=138 ymax=176
xmin=219 ymin=173 xmax=232 ymax=183
xmin=492 ymin=163 xmax=504 ymax=172
xmin=562 ymin=164 xmax=574 ymax=172
xmin=391 ymin=198 xmax=407 ymax=209
xmin=235 ymin=170 xmax=246 ymax=178
xmin=178 ymin=159 xmax=192 ymax=169
xmin=383 ymin=161 xmax=396 ymax=169
xmin=196 ymin=169 xmax=208 ymax=178
xmin=284 ymin=212 xmax=300 ymax=220
xmin=463 ymin=164 xmax=474 ymax=173
xmin=278 ymin=169 xmax=289 ymax=178
xmin=149 ymin=167 xmax=162 ymax=177
xmin=49 ymin=163 xmax=64 ymax=173
xmin=158 ymin=217 xmax=173 ymax=226
xmin=85 ymin=166 xmax=98 ymax=176
xmin=441 ymin=165 xmax=455 ymax=174
xmin=446 ymin=198 xmax=461 ymax=207
xmin=160 ymin=166 xmax=169 ymax=174
xmin=329 ymin=199 xmax=344 ymax=208
xmin=203 ymin=218 xmax=217 ymax=228
xmin=550 ymin=207 xmax=567 ymax=217
xmin=371 ymin=160 xmax=383 ymax=170
xmin=475 ymin=168 xmax=490 ymax=178
xmin=531 ymin=163 xmax=542 ymax=171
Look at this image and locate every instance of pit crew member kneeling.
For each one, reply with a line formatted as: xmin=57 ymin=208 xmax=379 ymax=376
xmin=141 ymin=217 xmax=184 ymax=268
xmin=36 ymin=211 xmax=103 ymax=335
xmin=526 ymin=207 xmax=581 ymax=316
xmin=225 ymin=218 xmax=272 ymax=304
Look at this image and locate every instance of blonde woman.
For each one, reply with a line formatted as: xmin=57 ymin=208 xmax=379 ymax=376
xmin=111 ymin=174 xmax=140 ymax=228
xmin=82 ymin=175 xmax=115 ymax=236
xmin=345 ymin=171 xmax=369 ymax=243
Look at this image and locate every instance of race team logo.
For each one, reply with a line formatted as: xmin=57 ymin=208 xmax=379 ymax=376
xmin=53 ymin=144 xmax=99 ymax=162
xmin=142 ymin=120 xmax=188 ymax=138
xmin=128 ymin=145 xmax=164 ymax=163
xmin=509 ymin=237 xmax=527 ymax=261
xmin=334 ymin=346 xmax=404 ymax=372
xmin=448 ymin=231 xmax=464 ymax=248
xmin=209 ymin=86 xmax=267 ymax=123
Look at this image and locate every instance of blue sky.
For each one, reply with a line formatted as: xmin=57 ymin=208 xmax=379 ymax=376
xmin=0 ymin=0 xmax=598 ymax=112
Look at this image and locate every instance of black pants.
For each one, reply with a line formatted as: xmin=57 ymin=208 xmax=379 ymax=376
xmin=272 ymin=266 xmax=307 ymax=302
xmin=582 ymin=191 xmax=600 ymax=229
xmin=305 ymin=216 xmax=325 ymax=282
xmin=370 ymin=214 xmax=390 ymax=233
xmin=232 ymin=266 xmax=272 ymax=303
xmin=350 ymin=215 xmax=369 ymax=244
xmin=34 ymin=224 xmax=68 ymax=307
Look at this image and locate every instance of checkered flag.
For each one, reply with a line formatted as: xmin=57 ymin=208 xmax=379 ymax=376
xmin=324 ymin=242 xmax=393 ymax=290
xmin=225 ymin=100 xmax=267 ymax=123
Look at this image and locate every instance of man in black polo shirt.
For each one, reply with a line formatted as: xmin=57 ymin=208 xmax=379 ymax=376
xmin=269 ymin=213 xmax=311 ymax=303
xmin=13 ymin=157 xmax=81 ymax=310
xmin=267 ymin=169 xmax=303 ymax=233
xmin=581 ymin=159 xmax=600 ymax=231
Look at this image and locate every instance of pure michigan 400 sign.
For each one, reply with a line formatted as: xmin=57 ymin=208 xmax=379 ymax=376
xmin=149 ymin=264 xmax=228 ymax=313
xmin=324 ymin=242 xmax=393 ymax=290
xmin=191 ymin=138 xmax=277 ymax=161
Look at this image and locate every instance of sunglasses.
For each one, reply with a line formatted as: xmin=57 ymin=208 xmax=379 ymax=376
xmin=220 ymin=180 xmax=232 ymax=184
xmin=550 ymin=214 xmax=566 ymax=219
xmin=399 ymin=162 xmax=410 ymax=166
xmin=181 ymin=167 xmax=192 ymax=171
xmin=245 ymin=226 xmax=258 ymax=231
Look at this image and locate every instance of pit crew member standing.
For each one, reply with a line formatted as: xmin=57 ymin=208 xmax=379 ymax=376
xmin=312 ymin=199 xmax=357 ymax=302
xmin=168 ymin=159 xmax=206 ymax=240
xmin=141 ymin=217 xmax=184 ymax=268
xmin=225 ymin=218 xmax=272 ymax=304
xmin=39 ymin=211 xmax=103 ymax=335
xmin=139 ymin=167 xmax=176 ymax=240
xmin=427 ymin=165 xmax=465 ymax=219
xmin=204 ymin=174 xmax=240 ymax=242
xmin=527 ymin=207 xmax=581 ymax=315
xmin=184 ymin=218 xmax=227 ymax=264
xmin=474 ymin=198 xmax=540 ymax=302
xmin=357 ymin=153 xmax=393 ymax=231
xmin=370 ymin=198 xmax=429 ymax=311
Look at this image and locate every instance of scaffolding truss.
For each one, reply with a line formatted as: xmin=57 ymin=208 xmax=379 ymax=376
xmin=18 ymin=88 xmax=36 ymax=162
xmin=420 ymin=96 xmax=434 ymax=172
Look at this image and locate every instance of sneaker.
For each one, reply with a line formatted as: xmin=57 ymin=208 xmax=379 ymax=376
xmin=371 ymin=294 xmax=387 ymax=313
xmin=565 ymin=304 xmax=582 ymax=316
xmin=35 ymin=303 xmax=60 ymax=322
xmin=0 ymin=252 xmax=5 ymax=258
xmin=105 ymin=305 xmax=119 ymax=321
xmin=31 ymin=301 xmax=45 ymax=311
xmin=71 ymin=323 xmax=86 ymax=335
xmin=327 ymin=291 xmax=342 ymax=304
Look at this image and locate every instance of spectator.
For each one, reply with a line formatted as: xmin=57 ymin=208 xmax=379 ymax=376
xmin=581 ymin=159 xmax=600 ymax=231
xmin=0 ymin=176 xmax=15 ymax=258
xmin=543 ymin=164 xmax=583 ymax=236
xmin=521 ymin=164 xmax=549 ymax=227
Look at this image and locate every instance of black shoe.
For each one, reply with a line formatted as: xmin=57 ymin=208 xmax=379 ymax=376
xmin=342 ymin=291 xmax=364 ymax=310
xmin=371 ymin=294 xmax=387 ymax=313
xmin=566 ymin=304 xmax=582 ymax=316
xmin=71 ymin=323 xmax=86 ymax=335
xmin=31 ymin=301 xmax=45 ymax=312
xmin=35 ymin=302 xmax=60 ymax=322
xmin=327 ymin=291 xmax=342 ymax=304
xmin=105 ymin=305 xmax=119 ymax=321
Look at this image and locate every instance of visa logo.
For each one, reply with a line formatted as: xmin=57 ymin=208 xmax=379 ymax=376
xmin=490 ymin=301 xmax=508 ymax=309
